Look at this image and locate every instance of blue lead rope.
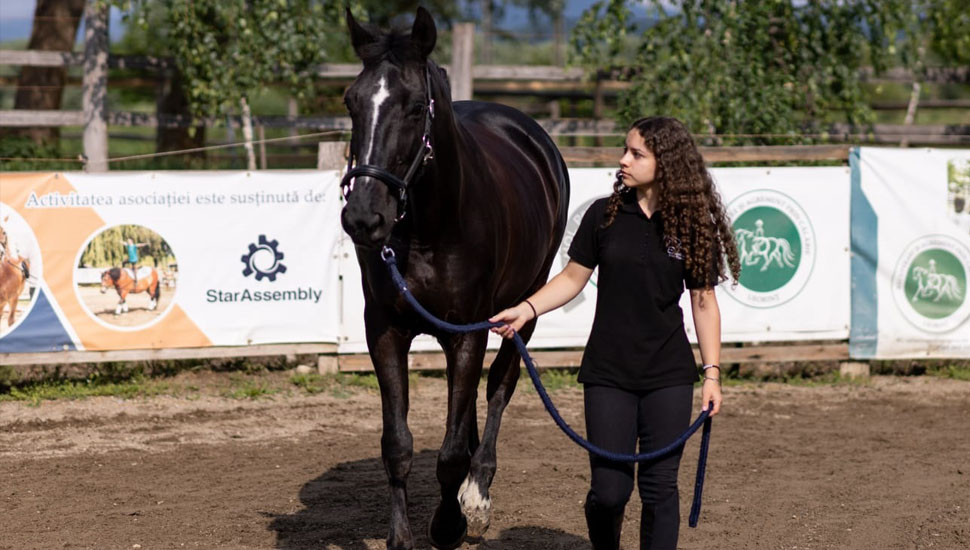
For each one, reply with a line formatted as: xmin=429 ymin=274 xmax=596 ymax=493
xmin=382 ymin=247 xmax=713 ymax=527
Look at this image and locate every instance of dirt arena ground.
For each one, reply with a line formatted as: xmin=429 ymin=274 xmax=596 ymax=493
xmin=77 ymin=284 xmax=176 ymax=327
xmin=1 ymin=372 xmax=967 ymax=549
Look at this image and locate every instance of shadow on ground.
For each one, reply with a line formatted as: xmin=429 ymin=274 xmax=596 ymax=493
xmin=268 ymin=449 xmax=588 ymax=549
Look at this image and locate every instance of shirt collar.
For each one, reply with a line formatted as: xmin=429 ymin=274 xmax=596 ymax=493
xmin=618 ymin=191 xmax=661 ymax=221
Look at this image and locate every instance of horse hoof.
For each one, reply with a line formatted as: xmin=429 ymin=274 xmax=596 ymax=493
xmin=427 ymin=508 xmax=467 ymax=550
xmin=459 ymin=478 xmax=492 ymax=539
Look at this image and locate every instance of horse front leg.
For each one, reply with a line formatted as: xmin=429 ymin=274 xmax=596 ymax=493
xmin=460 ymin=320 xmax=535 ymax=540
xmin=428 ymin=331 xmax=487 ymax=549
xmin=5 ymin=297 xmax=15 ymax=325
xmin=367 ymin=319 xmax=417 ymax=550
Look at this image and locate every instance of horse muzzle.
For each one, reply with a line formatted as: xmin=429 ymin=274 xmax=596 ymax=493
xmin=341 ymin=204 xmax=392 ymax=248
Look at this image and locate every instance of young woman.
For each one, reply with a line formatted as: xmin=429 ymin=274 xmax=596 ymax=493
xmin=490 ymin=116 xmax=740 ymax=549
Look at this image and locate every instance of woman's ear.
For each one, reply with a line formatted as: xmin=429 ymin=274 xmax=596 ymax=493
xmin=411 ymin=6 xmax=437 ymax=59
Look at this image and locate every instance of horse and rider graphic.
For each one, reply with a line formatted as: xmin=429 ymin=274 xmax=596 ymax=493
xmin=735 ymin=218 xmax=797 ymax=272
xmin=910 ymin=259 xmax=964 ymax=304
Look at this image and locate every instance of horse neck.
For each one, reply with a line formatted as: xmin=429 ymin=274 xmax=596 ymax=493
xmin=403 ymin=83 xmax=471 ymax=244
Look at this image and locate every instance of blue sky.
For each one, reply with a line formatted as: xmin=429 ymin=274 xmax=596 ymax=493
xmin=0 ymin=1 xmax=654 ymax=44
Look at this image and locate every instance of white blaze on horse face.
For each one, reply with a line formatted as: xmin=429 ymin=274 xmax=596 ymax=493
xmin=362 ymin=76 xmax=391 ymax=165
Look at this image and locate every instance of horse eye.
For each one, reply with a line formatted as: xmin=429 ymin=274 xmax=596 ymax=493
xmin=409 ymin=102 xmax=425 ymax=116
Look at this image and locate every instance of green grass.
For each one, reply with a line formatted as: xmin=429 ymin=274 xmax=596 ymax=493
xmin=221 ymin=379 xmax=279 ymax=400
xmin=0 ymin=376 xmax=171 ymax=406
xmin=927 ymin=364 xmax=970 ymax=381
xmin=520 ymin=368 xmax=581 ymax=393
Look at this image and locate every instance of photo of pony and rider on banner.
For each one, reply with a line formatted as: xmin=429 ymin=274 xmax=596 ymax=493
xmin=0 ymin=204 xmax=41 ymax=336
xmin=75 ymin=224 xmax=176 ymax=329
xmin=0 ymin=147 xmax=968 ymax=359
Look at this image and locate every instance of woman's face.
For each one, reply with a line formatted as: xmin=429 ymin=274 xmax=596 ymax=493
xmin=618 ymin=129 xmax=657 ymax=189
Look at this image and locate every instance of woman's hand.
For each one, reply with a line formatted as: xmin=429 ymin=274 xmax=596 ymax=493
xmin=488 ymin=302 xmax=535 ymax=339
xmin=701 ymin=376 xmax=722 ymax=417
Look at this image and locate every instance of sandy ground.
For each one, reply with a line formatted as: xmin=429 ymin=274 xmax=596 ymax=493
xmin=76 ymin=284 xmax=176 ymax=328
xmin=0 ymin=373 xmax=968 ymax=550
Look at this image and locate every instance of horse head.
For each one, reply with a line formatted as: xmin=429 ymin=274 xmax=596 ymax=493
xmin=340 ymin=7 xmax=439 ymax=247
xmin=100 ymin=267 xmax=119 ymax=293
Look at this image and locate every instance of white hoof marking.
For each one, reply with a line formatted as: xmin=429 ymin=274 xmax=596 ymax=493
xmin=458 ymin=477 xmax=491 ymax=538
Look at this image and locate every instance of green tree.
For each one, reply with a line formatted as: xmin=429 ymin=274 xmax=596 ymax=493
xmin=124 ymin=0 xmax=352 ymax=167
xmin=80 ymin=226 xmax=174 ymax=268
xmin=570 ymin=0 xmax=968 ymax=143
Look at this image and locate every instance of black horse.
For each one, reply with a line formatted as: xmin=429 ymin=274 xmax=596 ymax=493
xmin=340 ymin=8 xmax=569 ymax=550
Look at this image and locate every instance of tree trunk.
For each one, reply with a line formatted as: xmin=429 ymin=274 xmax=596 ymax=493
xmin=240 ymin=97 xmax=256 ymax=171
xmin=899 ymin=81 xmax=921 ymax=148
xmin=155 ymin=69 xmax=206 ymax=161
xmin=5 ymin=0 xmax=87 ymax=145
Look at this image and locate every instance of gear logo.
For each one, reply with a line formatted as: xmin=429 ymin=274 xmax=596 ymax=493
xmin=241 ymin=235 xmax=287 ymax=282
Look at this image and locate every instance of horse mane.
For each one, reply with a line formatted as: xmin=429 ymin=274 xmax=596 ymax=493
xmin=108 ymin=267 xmax=121 ymax=281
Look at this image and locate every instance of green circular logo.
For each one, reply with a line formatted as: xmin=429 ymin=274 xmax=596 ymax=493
xmin=903 ymin=249 xmax=966 ymax=319
xmin=724 ymin=189 xmax=816 ymax=309
xmin=892 ymin=235 xmax=970 ymax=333
xmin=733 ymin=206 xmax=801 ymax=292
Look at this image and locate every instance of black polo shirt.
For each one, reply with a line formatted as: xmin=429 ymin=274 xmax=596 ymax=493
xmin=568 ymin=192 xmax=711 ymax=390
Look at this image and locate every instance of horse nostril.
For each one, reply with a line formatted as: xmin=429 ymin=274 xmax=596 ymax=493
xmin=368 ymin=213 xmax=384 ymax=231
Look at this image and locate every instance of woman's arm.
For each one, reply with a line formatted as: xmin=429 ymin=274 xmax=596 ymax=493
xmin=691 ymin=287 xmax=723 ymax=416
xmin=489 ymin=260 xmax=594 ymax=339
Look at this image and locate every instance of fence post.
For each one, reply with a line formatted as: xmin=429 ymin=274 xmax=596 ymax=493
xmin=451 ymin=23 xmax=474 ymax=102
xmin=82 ymin=0 xmax=108 ymax=172
xmin=317 ymin=141 xmax=346 ymax=170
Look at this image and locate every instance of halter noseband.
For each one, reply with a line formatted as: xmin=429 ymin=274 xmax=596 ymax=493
xmin=340 ymin=63 xmax=436 ymax=222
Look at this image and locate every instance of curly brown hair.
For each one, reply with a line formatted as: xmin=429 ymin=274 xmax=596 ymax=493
xmin=602 ymin=116 xmax=740 ymax=286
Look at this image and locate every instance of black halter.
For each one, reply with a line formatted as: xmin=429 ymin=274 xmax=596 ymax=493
xmin=340 ymin=63 xmax=436 ymax=222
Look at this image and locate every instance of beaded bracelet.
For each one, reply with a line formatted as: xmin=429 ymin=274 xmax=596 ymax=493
xmin=702 ymin=364 xmax=720 ymax=372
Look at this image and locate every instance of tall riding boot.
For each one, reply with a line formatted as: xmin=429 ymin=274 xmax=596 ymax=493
xmin=585 ymin=493 xmax=624 ymax=550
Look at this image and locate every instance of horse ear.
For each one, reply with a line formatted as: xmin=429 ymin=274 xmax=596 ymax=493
xmin=346 ymin=7 xmax=377 ymax=59
xmin=411 ymin=6 xmax=437 ymax=59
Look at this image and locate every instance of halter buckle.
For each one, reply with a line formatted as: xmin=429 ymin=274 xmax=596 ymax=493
xmin=421 ymin=135 xmax=434 ymax=165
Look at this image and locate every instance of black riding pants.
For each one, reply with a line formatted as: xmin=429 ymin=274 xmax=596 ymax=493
xmin=584 ymin=383 xmax=694 ymax=550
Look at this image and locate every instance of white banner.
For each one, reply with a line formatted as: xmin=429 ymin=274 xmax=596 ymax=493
xmin=2 ymin=166 xmax=850 ymax=355
xmin=0 ymin=171 xmax=342 ymax=351
xmin=851 ymin=147 xmax=970 ymax=358
xmin=685 ymin=167 xmax=851 ymax=343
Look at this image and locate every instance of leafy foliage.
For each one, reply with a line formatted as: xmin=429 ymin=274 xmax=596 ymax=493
xmin=127 ymin=0 xmax=351 ymax=120
xmin=78 ymin=225 xmax=174 ymax=268
xmin=570 ymin=1 xmax=969 ymax=143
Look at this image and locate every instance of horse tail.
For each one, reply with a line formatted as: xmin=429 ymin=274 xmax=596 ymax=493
xmin=152 ymin=269 xmax=161 ymax=301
